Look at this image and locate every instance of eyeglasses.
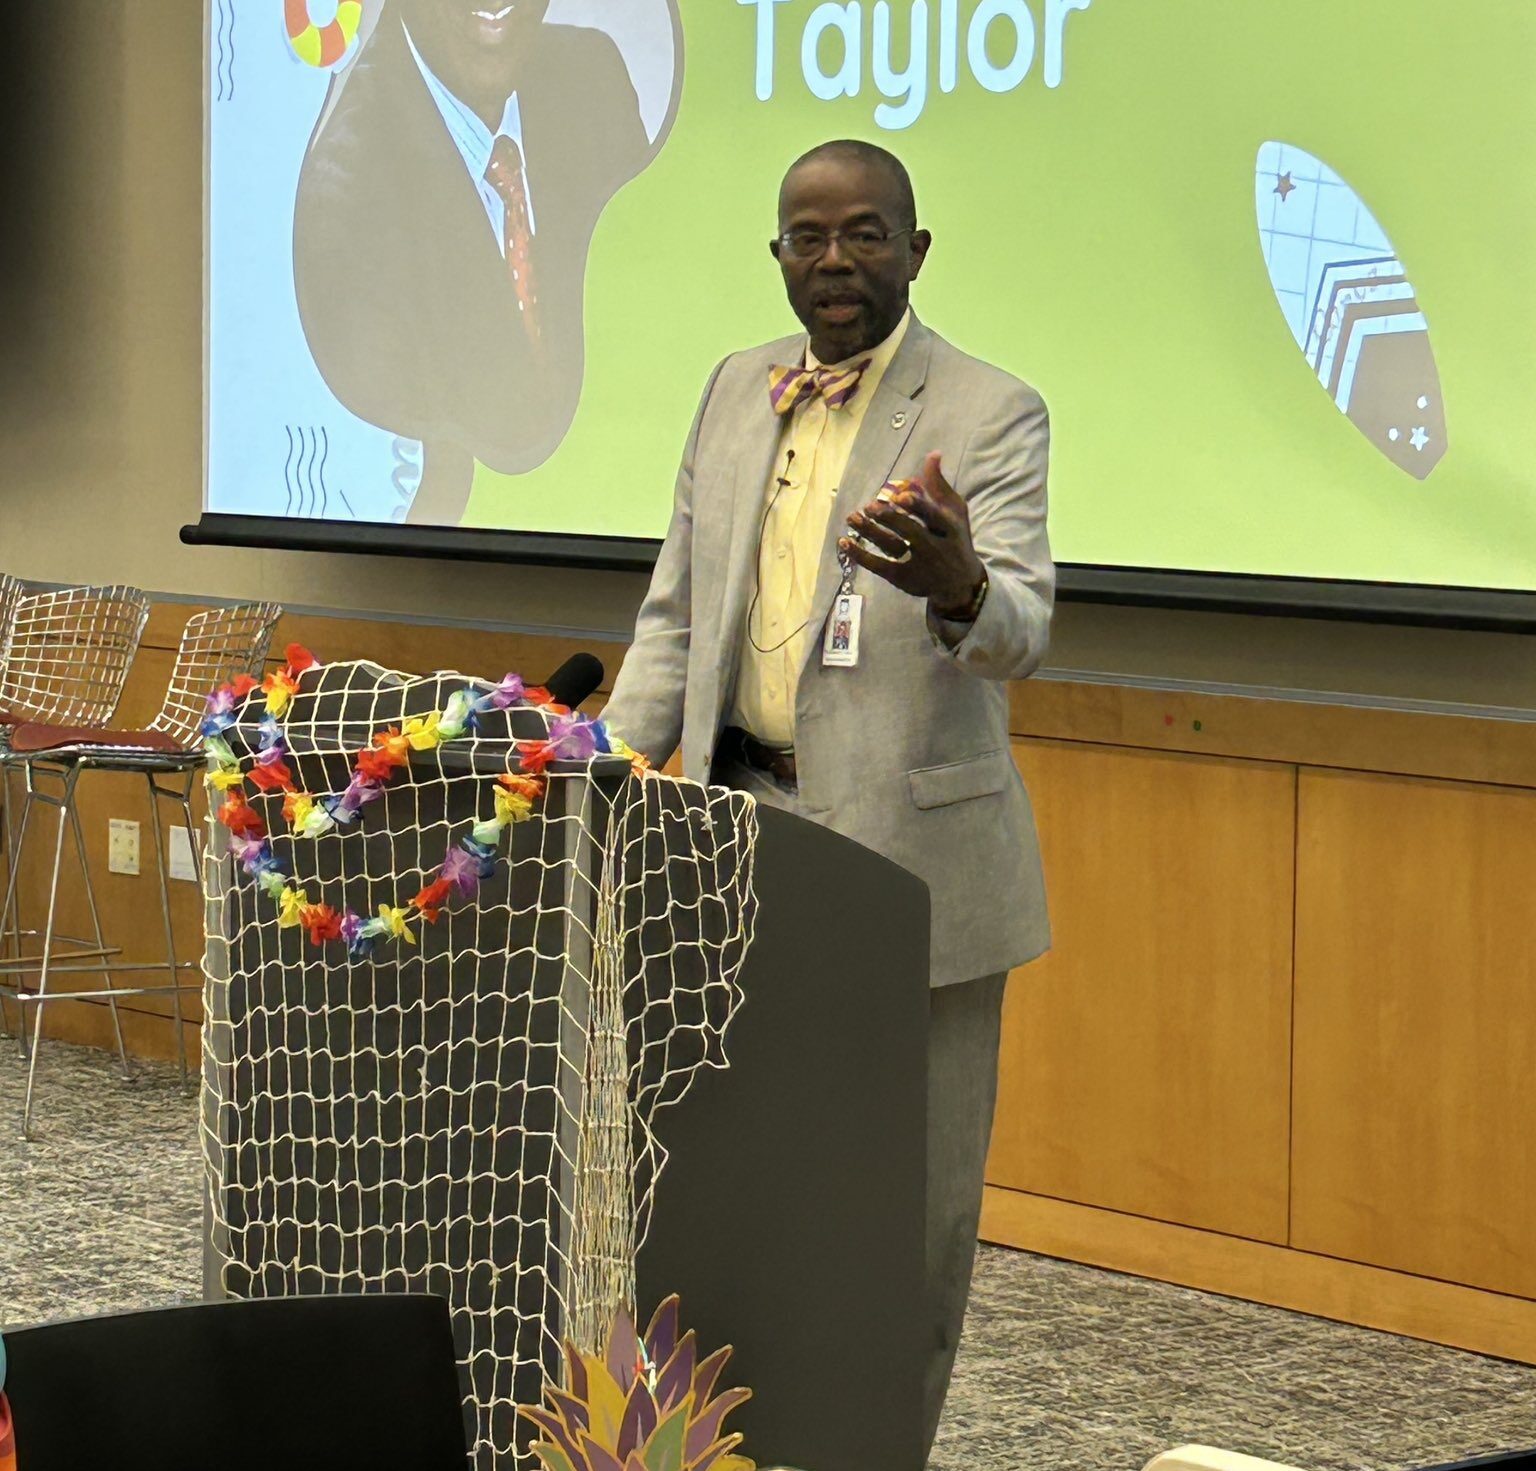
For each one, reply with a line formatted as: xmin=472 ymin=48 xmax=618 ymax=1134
xmin=772 ymin=226 xmax=915 ymax=264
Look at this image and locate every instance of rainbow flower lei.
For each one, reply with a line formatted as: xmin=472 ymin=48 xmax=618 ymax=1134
xmin=201 ymin=645 xmax=647 ymax=959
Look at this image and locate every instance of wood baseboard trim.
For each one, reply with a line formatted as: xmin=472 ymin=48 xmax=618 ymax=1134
xmin=26 ymin=995 xmax=200 ymax=1068
xmin=980 ymin=1186 xmax=1536 ymax=1364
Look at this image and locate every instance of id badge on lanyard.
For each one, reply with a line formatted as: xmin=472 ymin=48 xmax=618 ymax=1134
xmin=822 ymin=546 xmax=862 ymax=668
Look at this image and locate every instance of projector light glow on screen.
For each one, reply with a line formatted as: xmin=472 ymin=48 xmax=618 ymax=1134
xmin=205 ymin=0 xmax=1536 ymax=595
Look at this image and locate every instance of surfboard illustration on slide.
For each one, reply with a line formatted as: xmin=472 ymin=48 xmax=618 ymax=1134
xmin=1255 ymin=141 xmax=1446 ymax=480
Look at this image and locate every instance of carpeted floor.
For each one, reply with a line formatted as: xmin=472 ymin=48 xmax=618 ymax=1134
xmin=1 ymin=1039 xmax=1533 ymax=1471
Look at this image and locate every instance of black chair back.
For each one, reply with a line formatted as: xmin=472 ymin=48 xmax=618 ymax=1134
xmin=1419 ymin=1456 xmax=1536 ymax=1470
xmin=2 ymin=1294 xmax=468 ymax=1470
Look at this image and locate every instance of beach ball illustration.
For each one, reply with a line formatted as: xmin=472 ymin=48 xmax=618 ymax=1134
xmin=1255 ymin=141 xmax=1446 ymax=479
xmin=285 ymin=0 xmax=363 ymax=68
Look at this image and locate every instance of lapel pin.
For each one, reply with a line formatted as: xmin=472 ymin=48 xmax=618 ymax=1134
xmin=891 ymin=411 xmax=908 ymax=429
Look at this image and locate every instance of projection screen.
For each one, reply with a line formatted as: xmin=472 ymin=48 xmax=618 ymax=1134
xmin=191 ymin=0 xmax=1536 ymax=625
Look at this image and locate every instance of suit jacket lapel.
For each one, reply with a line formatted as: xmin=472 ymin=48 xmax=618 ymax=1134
xmin=799 ymin=318 xmax=933 ymax=678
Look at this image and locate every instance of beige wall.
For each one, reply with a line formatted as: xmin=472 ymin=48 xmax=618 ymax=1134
xmin=4 ymin=0 xmax=1532 ymax=709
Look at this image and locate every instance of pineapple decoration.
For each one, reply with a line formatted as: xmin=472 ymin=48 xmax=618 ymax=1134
xmin=520 ymin=1296 xmax=754 ymax=1471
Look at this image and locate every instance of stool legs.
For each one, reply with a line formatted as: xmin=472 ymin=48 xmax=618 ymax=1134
xmin=0 ymin=769 xmax=36 ymax=1058
xmin=68 ymin=788 xmax=131 ymax=1077
xmin=1 ymin=767 xmax=24 ymax=962
xmin=146 ymin=775 xmax=191 ymax=1092
xmin=10 ymin=764 xmax=135 ymax=1135
xmin=22 ymin=783 xmax=72 ymax=1138
xmin=2 ymin=753 xmax=209 ymax=1132
xmin=0 ymin=767 xmax=25 ymax=1042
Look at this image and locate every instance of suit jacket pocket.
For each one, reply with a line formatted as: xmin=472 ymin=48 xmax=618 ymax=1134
xmin=907 ymin=749 xmax=1012 ymax=810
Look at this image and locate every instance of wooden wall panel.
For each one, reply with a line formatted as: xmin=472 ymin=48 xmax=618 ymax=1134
xmin=1011 ymin=679 xmax=1536 ymax=791
xmin=27 ymin=997 xmax=200 ymax=1070
xmin=988 ymin=739 xmax=1296 ymax=1244
xmin=271 ymin=613 xmax=626 ymax=697
xmin=141 ymin=602 xmax=626 ymax=695
xmin=1292 ymin=770 xmax=1536 ymax=1299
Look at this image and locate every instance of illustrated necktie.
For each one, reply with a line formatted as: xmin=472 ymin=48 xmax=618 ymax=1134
xmin=767 ymin=358 xmax=873 ymax=416
xmin=484 ymin=134 xmax=540 ymax=347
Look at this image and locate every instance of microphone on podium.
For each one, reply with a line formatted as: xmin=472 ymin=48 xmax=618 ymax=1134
xmin=541 ymin=652 xmax=605 ymax=711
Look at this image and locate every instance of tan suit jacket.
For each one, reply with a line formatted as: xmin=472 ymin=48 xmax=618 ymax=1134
xmin=605 ymin=316 xmax=1054 ymax=985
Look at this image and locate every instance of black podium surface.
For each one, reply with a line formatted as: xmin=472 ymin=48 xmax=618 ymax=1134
xmin=637 ymin=803 xmax=929 ymax=1471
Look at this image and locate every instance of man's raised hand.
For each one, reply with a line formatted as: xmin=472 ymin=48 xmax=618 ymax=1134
xmin=839 ymin=452 xmax=985 ymax=616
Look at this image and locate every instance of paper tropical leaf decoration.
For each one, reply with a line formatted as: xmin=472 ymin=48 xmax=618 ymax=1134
xmin=520 ymin=1297 xmax=754 ymax=1471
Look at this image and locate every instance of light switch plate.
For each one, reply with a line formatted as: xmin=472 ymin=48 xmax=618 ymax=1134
xmin=108 ymin=819 xmax=140 ymax=876
xmin=168 ymin=824 xmax=198 ymax=883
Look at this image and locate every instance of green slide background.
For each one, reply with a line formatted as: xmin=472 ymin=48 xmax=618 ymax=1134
xmin=465 ymin=0 xmax=1535 ymax=591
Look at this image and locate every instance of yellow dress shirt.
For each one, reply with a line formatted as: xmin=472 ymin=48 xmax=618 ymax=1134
xmin=729 ymin=310 xmax=911 ymax=747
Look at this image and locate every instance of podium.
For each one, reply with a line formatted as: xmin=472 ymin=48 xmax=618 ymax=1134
xmin=637 ymin=802 xmax=929 ymax=1471
xmin=201 ymin=674 xmax=928 ymax=1471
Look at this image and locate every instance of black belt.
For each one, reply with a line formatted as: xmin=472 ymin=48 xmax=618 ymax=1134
xmin=717 ymin=726 xmax=798 ymax=786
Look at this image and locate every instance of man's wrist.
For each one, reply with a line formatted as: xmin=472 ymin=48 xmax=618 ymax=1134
xmin=930 ymin=565 xmax=989 ymax=623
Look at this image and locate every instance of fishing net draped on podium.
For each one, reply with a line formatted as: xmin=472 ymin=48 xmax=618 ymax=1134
xmin=198 ymin=653 xmax=758 ymax=1469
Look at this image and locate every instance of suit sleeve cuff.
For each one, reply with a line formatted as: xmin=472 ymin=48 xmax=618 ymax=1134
xmin=928 ymin=605 xmax=977 ymax=649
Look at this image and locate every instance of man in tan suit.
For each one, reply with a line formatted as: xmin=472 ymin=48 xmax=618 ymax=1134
xmin=604 ymin=138 xmax=1054 ymax=1459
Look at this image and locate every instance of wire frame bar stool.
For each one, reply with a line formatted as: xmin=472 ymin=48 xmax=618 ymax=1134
xmin=0 ymin=585 xmax=151 ymax=1047
xmin=0 ymin=573 xmax=22 ymax=1024
xmin=0 ymin=573 xmax=21 ymax=661
xmin=0 ymin=584 xmax=150 ymax=727
xmin=0 ymin=601 xmax=280 ymax=1135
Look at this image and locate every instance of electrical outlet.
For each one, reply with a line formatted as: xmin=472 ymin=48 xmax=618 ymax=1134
xmin=168 ymin=824 xmax=198 ymax=883
xmin=108 ymin=819 xmax=140 ymax=876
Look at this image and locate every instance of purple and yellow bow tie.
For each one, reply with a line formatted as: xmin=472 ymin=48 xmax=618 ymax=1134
xmin=767 ymin=358 xmax=873 ymax=416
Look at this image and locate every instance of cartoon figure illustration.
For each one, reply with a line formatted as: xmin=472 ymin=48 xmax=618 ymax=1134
xmin=293 ymin=0 xmax=682 ymax=521
xmin=1256 ymin=141 xmax=1446 ymax=480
